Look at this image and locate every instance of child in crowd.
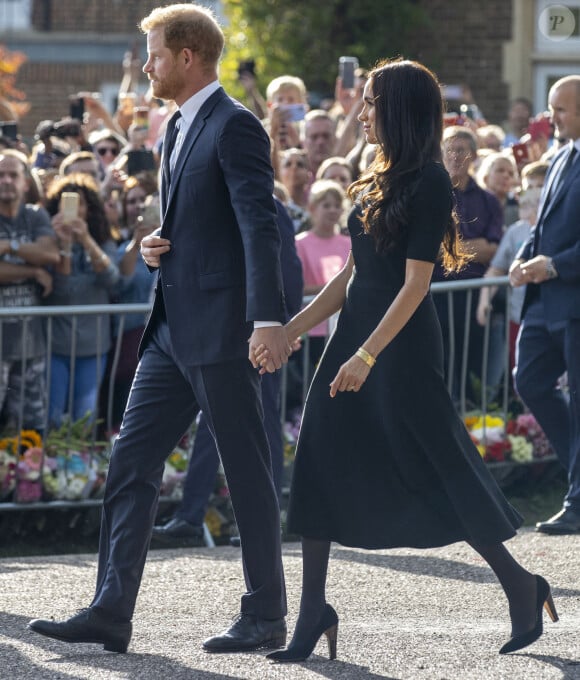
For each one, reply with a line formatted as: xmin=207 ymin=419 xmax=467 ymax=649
xmin=316 ymin=156 xmax=353 ymax=232
xmin=294 ymin=179 xmax=351 ymax=378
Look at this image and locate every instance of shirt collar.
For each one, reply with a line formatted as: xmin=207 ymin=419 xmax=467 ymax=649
xmin=177 ymin=80 xmax=221 ymax=127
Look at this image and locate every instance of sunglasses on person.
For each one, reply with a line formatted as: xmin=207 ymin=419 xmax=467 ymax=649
xmin=96 ymin=146 xmax=120 ymax=157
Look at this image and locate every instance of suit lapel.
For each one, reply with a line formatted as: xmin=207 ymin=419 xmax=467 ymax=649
xmin=162 ymin=88 xmax=226 ymax=220
xmin=535 ymin=148 xmax=567 ymax=226
xmin=544 ymin=150 xmax=580 ymax=217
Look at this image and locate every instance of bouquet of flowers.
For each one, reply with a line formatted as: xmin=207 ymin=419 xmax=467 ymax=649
xmin=42 ymin=414 xmax=109 ymax=501
xmin=464 ymin=411 xmax=552 ymax=464
xmin=0 ymin=430 xmax=44 ymax=502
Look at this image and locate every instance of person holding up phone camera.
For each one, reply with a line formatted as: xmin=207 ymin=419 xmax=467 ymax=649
xmin=43 ymin=173 xmax=120 ymax=428
xmin=266 ymin=75 xmax=308 ymax=164
xmin=101 ymin=175 xmax=159 ymax=430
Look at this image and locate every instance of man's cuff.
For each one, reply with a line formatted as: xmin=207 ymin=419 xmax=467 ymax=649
xmin=253 ymin=321 xmax=282 ymax=328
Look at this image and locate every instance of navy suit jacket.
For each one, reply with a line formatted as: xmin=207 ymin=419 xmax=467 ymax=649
xmin=140 ymin=88 xmax=286 ymax=365
xmin=518 ymin=143 xmax=580 ymax=323
xmin=274 ymin=196 xmax=303 ymax=321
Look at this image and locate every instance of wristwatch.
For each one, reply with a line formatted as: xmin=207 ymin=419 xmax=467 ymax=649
xmin=9 ymin=238 xmax=20 ymax=255
xmin=545 ymin=257 xmax=558 ymax=280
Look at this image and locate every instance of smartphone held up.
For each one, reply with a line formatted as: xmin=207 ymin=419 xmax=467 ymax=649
xmin=61 ymin=192 xmax=80 ymax=223
xmin=339 ymin=56 xmax=359 ymax=89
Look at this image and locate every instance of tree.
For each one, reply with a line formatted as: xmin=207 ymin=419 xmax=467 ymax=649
xmin=220 ymin=0 xmax=428 ymax=103
xmin=0 ymin=45 xmax=30 ymax=120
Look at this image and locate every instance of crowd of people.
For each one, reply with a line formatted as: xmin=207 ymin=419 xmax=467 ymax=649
xmin=9 ymin=0 xmax=576 ymax=665
xmin=0 ymin=38 xmax=565 ymax=438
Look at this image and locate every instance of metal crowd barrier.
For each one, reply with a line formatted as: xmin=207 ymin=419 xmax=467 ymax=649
xmin=0 ymin=275 xmax=550 ymax=513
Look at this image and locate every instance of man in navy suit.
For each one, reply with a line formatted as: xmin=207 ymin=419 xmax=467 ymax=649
xmin=510 ymin=75 xmax=580 ymax=535
xmin=29 ymin=3 xmax=291 ymax=653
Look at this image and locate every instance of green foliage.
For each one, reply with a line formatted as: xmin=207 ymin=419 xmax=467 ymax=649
xmin=221 ymin=0 xmax=428 ymax=103
xmin=44 ymin=413 xmax=108 ymax=457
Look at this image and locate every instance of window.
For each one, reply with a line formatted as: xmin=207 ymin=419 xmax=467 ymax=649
xmin=0 ymin=0 xmax=32 ymax=31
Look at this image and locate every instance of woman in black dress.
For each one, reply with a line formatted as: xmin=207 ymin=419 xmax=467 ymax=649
xmin=259 ymin=59 xmax=558 ymax=662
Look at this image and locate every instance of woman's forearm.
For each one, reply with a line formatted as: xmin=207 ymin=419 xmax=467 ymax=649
xmin=286 ymin=255 xmax=353 ymax=340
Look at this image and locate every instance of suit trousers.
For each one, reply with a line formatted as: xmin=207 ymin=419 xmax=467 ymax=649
xmin=177 ymin=369 xmax=283 ymax=528
xmin=90 ymin=319 xmax=286 ymax=621
xmin=515 ymin=313 xmax=580 ymax=511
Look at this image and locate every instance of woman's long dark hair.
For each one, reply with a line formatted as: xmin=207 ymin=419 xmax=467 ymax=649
xmin=349 ymin=58 xmax=468 ymax=273
xmin=45 ymin=173 xmax=112 ymax=246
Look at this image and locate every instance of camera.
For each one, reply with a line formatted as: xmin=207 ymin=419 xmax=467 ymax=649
xmin=0 ymin=121 xmax=18 ymax=140
xmin=237 ymin=59 xmax=256 ymax=80
xmin=34 ymin=119 xmax=81 ymax=141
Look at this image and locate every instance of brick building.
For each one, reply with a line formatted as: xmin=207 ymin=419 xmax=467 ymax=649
xmin=0 ymin=0 xmax=579 ymax=139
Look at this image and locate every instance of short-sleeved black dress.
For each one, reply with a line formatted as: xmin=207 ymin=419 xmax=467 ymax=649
xmin=286 ymin=162 xmax=523 ymax=549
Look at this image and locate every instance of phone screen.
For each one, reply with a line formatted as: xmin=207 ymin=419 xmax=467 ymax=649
xmin=283 ymin=104 xmax=306 ymax=123
xmin=61 ymin=192 xmax=80 ymax=223
xmin=339 ymin=56 xmax=358 ymax=89
xmin=133 ymin=107 xmax=149 ymax=130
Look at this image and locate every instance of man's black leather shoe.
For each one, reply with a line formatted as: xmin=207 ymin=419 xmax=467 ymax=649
xmin=151 ymin=517 xmax=205 ymax=546
xmin=28 ymin=607 xmax=132 ymax=653
xmin=536 ymin=508 xmax=580 ymax=535
xmin=203 ymin=613 xmax=286 ymax=653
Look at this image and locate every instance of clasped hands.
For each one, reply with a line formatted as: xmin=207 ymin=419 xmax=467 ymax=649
xmin=509 ymin=255 xmax=551 ymax=286
xmin=252 ymin=330 xmax=371 ymax=397
xmin=249 ymin=326 xmax=294 ymax=374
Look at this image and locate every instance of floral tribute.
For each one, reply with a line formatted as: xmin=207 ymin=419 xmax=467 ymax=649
xmin=0 ymin=415 xmax=111 ymax=504
xmin=464 ymin=412 xmax=554 ymax=464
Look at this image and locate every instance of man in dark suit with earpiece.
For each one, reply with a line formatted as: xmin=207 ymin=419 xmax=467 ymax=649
xmin=510 ymin=75 xmax=580 ymax=535
xmin=29 ymin=3 xmax=290 ymax=654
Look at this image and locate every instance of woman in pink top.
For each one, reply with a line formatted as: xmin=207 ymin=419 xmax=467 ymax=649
xmin=295 ymin=179 xmax=351 ymax=379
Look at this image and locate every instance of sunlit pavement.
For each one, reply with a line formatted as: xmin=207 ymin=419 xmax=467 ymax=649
xmin=1 ymin=530 xmax=579 ymax=679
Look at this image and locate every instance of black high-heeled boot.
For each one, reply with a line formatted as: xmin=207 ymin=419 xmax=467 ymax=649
xmin=499 ymin=574 xmax=558 ymax=654
xmin=266 ymin=603 xmax=338 ymax=663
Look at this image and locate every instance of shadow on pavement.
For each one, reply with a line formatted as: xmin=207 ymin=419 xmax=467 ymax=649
xmin=331 ymin=549 xmax=580 ymax=598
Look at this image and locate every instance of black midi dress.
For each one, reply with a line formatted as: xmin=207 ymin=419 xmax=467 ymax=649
xmin=286 ymin=162 xmax=523 ymax=549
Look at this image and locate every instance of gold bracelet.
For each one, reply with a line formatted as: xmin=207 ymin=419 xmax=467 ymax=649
xmin=356 ymin=347 xmax=376 ymax=368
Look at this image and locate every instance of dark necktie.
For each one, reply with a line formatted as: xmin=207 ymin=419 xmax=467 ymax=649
xmin=163 ymin=110 xmax=182 ymax=181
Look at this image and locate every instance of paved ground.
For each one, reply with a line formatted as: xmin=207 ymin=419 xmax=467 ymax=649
xmin=1 ymin=529 xmax=579 ymax=680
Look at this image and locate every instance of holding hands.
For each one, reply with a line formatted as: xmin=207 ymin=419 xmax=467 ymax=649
xmin=249 ymin=326 xmax=293 ymax=374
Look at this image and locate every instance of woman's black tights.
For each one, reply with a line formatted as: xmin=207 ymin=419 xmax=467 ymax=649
xmin=290 ymin=537 xmax=331 ymax=640
xmin=468 ymin=541 xmax=537 ymax=635
xmin=294 ymin=537 xmax=537 ymax=638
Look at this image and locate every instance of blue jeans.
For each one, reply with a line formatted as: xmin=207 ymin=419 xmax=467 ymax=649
xmin=49 ymin=353 xmax=107 ymax=426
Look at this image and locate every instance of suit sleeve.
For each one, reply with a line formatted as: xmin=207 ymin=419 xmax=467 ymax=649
xmin=275 ymin=197 xmax=303 ymax=320
xmin=217 ymin=109 xmax=286 ymax=323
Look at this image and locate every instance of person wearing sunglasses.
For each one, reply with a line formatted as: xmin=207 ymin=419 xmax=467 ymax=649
xmin=89 ymin=129 xmax=126 ymax=173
